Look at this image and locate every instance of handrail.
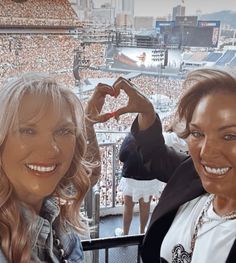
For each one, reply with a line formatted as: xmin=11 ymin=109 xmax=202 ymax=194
xmin=82 ymin=234 xmax=144 ymax=250
xmin=82 ymin=234 xmax=144 ymax=263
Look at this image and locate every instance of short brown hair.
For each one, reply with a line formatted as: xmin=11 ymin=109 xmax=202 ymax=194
xmin=177 ymin=68 xmax=236 ymax=138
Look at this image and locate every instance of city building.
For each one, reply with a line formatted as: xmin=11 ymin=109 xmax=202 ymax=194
xmin=92 ymin=7 xmax=113 ymax=25
xmin=69 ymin=0 xmax=93 ymax=20
xmin=134 ymin=16 xmax=154 ymax=31
xmin=111 ymin=0 xmax=134 ymax=16
xmin=111 ymin=0 xmax=134 ymax=28
xmin=172 ymin=5 xmax=185 ymax=20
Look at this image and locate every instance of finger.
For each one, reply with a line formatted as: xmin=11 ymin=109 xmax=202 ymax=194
xmin=96 ymin=113 xmax=114 ymax=123
xmin=113 ymin=77 xmax=130 ymax=97
xmin=112 ymin=76 xmax=125 ymax=87
xmin=111 ymin=80 xmax=121 ymax=98
xmin=106 ymin=112 xmax=116 ymax=118
xmin=114 ymin=106 xmax=130 ymax=119
xmin=113 ymin=78 xmax=137 ymax=97
xmin=113 ymin=77 xmax=129 ymax=89
xmin=96 ymin=83 xmax=115 ymax=96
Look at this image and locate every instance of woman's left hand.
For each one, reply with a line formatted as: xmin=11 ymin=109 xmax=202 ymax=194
xmin=85 ymin=83 xmax=115 ymax=123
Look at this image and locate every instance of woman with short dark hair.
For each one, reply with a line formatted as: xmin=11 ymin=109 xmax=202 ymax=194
xmin=111 ymin=69 xmax=236 ymax=263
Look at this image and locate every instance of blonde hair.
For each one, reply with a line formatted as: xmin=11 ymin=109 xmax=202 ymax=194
xmin=0 ymin=72 xmax=91 ymax=262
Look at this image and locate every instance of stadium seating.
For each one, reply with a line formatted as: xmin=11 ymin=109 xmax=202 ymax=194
xmin=204 ymin=52 xmax=223 ymax=62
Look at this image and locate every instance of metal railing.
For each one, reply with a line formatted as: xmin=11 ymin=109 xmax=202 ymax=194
xmin=83 ymin=131 xmax=157 ymax=262
xmin=85 ymin=132 xmax=160 ymax=214
xmin=91 ymin=131 xmax=128 ymax=210
xmin=82 ymin=234 xmax=144 ymax=263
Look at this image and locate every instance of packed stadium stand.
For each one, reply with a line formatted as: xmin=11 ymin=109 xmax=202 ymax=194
xmin=1 ymin=2 xmax=236 ymax=261
xmin=0 ymin=0 xmax=83 ymax=86
xmin=0 ymin=0 xmax=80 ymax=27
xmin=0 ymin=0 xmax=107 ymax=89
xmin=0 ymin=34 xmax=80 ymax=86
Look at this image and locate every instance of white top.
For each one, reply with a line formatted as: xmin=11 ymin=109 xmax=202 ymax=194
xmin=161 ymin=194 xmax=236 ymax=263
xmin=163 ymin=132 xmax=188 ymax=153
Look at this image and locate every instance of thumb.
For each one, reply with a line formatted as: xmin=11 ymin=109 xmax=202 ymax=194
xmin=96 ymin=113 xmax=114 ymax=123
xmin=114 ymin=106 xmax=130 ymax=120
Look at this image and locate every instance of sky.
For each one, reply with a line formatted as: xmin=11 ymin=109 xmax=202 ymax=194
xmin=94 ymin=0 xmax=236 ymax=17
xmin=134 ymin=0 xmax=236 ymax=17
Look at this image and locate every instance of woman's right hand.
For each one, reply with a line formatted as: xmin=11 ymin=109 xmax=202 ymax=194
xmin=113 ymin=77 xmax=156 ymax=131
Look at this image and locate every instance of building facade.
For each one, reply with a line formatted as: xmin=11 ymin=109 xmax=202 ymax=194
xmin=172 ymin=5 xmax=185 ymax=20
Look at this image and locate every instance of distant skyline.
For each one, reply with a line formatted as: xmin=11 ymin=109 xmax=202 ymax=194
xmin=94 ymin=0 xmax=236 ymax=17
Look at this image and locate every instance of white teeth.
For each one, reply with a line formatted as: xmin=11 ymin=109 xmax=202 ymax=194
xmin=204 ymin=165 xmax=230 ymax=175
xmin=27 ymin=164 xmax=56 ymax=173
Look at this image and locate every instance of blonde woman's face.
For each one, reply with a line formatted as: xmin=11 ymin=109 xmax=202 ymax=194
xmin=1 ymin=93 xmax=76 ymax=212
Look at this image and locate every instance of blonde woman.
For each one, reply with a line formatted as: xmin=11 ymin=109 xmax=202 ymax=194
xmin=0 ymin=72 xmax=112 ymax=263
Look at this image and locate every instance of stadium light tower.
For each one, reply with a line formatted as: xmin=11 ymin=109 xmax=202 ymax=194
xmin=73 ymin=43 xmax=90 ymax=100
xmin=152 ymin=48 xmax=165 ymax=98
xmin=152 ymin=49 xmax=165 ymax=83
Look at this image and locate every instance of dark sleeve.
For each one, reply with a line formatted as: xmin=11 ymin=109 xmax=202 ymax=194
xmin=131 ymin=115 xmax=188 ymax=183
xmin=119 ymin=133 xmax=136 ymax=162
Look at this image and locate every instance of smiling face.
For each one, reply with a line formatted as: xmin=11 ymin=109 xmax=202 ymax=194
xmin=1 ymin=93 xmax=76 ymax=211
xmin=187 ymin=92 xmax=236 ymax=200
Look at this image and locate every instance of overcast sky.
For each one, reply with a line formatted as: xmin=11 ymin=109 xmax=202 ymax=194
xmin=94 ymin=0 xmax=236 ymax=17
xmin=135 ymin=0 xmax=236 ymax=17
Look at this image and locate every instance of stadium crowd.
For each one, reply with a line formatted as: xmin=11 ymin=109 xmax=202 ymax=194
xmin=0 ymin=0 xmax=185 ymax=208
xmin=0 ymin=0 xmax=80 ymax=27
xmin=0 ymin=35 xmax=184 ymax=207
xmin=0 ymin=35 xmax=182 ymax=206
xmin=82 ymin=75 xmax=184 ymax=207
xmin=0 ymin=35 xmax=107 ymax=87
xmin=0 ymin=34 xmax=79 ymax=86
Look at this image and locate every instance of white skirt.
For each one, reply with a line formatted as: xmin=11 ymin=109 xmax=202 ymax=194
xmin=118 ymin=177 xmax=166 ymax=203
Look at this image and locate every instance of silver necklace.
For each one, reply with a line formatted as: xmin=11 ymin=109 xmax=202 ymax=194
xmin=190 ymin=194 xmax=236 ymax=257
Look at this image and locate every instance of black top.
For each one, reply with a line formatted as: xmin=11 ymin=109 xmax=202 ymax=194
xmin=119 ymin=133 xmax=157 ymax=180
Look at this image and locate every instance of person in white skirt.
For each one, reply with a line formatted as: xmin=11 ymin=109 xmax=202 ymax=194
xmin=115 ymin=133 xmax=165 ymax=236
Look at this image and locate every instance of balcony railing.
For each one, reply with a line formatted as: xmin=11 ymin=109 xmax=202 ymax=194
xmin=86 ymin=131 xmax=161 ymax=213
xmin=82 ymin=234 xmax=144 ymax=263
xmin=83 ymin=131 xmax=161 ymax=262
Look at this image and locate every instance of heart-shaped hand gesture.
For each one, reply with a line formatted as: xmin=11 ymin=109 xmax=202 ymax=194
xmin=112 ymin=77 xmax=154 ymax=115
xmin=113 ymin=77 xmax=156 ymax=130
xmin=85 ymin=77 xmax=156 ymax=130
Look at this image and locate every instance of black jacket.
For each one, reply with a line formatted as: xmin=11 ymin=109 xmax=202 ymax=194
xmin=131 ymin=115 xmax=236 ymax=263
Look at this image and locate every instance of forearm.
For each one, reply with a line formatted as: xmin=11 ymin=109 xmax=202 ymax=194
xmin=138 ymin=111 xmax=156 ymax=131
xmin=131 ymin=115 xmax=187 ymax=182
xmin=137 ymin=100 xmax=156 ymax=131
xmin=85 ymin=118 xmax=101 ymax=187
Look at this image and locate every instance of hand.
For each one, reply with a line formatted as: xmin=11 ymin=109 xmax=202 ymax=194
xmin=113 ymin=77 xmax=156 ymax=130
xmin=85 ymin=83 xmax=115 ymax=123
